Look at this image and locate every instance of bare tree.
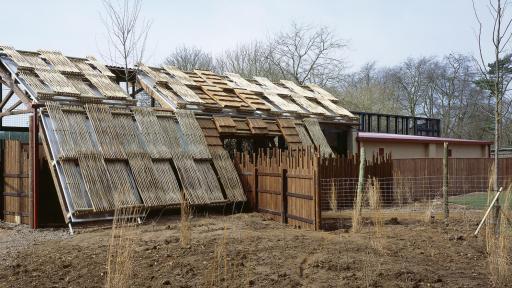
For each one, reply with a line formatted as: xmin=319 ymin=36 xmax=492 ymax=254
xmin=215 ymin=41 xmax=281 ymax=80
xmin=267 ymin=23 xmax=347 ymax=87
xmin=163 ymin=46 xmax=215 ymax=71
xmin=101 ymin=0 xmax=151 ymax=95
xmin=389 ymin=57 xmax=436 ymax=117
xmin=473 ymin=0 xmax=512 ymax=231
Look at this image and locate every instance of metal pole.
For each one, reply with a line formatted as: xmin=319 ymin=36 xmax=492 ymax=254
xmin=31 ymin=107 xmax=39 ymax=229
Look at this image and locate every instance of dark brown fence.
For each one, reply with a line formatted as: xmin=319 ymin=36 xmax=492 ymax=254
xmin=235 ymin=148 xmax=320 ymax=230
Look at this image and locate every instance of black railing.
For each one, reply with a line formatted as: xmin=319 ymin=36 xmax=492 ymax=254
xmin=352 ymin=111 xmax=441 ymax=137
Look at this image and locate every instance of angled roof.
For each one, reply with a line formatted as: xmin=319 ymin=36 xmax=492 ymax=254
xmin=136 ymin=64 xmax=356 ymax=122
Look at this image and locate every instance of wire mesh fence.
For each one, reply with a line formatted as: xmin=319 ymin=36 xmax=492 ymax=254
xmin=320 ymin=175 xmax=512 ymax=221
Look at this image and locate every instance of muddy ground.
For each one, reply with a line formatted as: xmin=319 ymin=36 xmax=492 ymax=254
xmin=0 ymin=212 xmax=499 ymax=287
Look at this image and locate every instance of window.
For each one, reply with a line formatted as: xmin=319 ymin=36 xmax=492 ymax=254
xmin=378 ymin=147 xmax=385 ymax=156
xmin=448 ymin=149 xmax=452 ymax=157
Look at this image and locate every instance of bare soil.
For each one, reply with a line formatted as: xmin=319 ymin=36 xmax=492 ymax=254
xmin=0 ymin=212 xmax=498 ymax=287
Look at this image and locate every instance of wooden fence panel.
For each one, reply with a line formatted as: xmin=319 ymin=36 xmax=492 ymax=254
xmin=3 ymin=140 xmax=30 ymax=224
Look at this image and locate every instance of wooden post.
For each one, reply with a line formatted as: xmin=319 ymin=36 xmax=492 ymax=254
xmin=443 ymin=142 xmax=449 ymax=219
xmin=355 ymin=147 xmax=366 ymax=214
xmin=281 ymin=168 xmax=288 ymax=224
xmin=30 ymin=107 xmax=39 ymax=229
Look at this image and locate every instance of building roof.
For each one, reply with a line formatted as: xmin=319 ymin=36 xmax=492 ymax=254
xmin=357 ymin=132 xmax=493 ymax=145
xmin=0 ymin=45 xmax=357 ymax=124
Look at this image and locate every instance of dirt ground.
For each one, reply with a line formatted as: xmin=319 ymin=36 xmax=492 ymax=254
xmin=0 ymin=212 xmax=500 ymax=287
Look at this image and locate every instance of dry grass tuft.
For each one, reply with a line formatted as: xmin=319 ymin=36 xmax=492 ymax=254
xmin=329 ymin=181 xmax=338 ymax=212
xmin=106 ymin=206 xmax=146 ymax=288
xmin=180 ymin=199 xmax=192 ymax=248
xmin=423 ymin=200 xmax=435 ymax=224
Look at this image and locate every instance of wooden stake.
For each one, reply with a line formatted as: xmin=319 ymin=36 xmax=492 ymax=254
xmin=443 ymin=142 xmax=449 ymax=219
xmin=475 ymin=187 xmax=503 ymax=236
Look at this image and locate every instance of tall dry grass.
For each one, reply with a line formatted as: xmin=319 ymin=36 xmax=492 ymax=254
xmin=180 ymin=199 xmax=192 ymax=248
xmin=487 ymin=185 xmax=511 ymax=286
xmin=393 ymin=171 xmax=412 ymax=207
xmin=106 ymin=206 xmax=146 ymax=288
xmin=204 ymin=225 xmax=239 ymax=287
xmin=329 ymin=181 xmax=338 ymax=212
xmin=368 ymin=178 xmax=385 ymax=252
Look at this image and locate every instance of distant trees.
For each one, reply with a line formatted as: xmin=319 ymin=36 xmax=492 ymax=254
xmin=163 ymin=46 xmax=215 ymax=71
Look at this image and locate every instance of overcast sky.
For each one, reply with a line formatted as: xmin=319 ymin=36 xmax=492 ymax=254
xmin=0 ymin=0 xmax=501 ymax=71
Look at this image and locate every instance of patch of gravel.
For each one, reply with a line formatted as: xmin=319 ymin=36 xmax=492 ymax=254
xmin=0 ymin=221 xmax=71 ymax=265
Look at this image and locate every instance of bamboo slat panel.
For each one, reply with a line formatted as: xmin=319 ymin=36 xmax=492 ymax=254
xmin=139 ymin=64 xmax=169 ymax=84
xmin=280 ymin=80 xmax=316 ymax=98
xmin=85 ymin=74 xmax=127 ymax=99
xmin=157 ymin=116 xmax=184 ymax=155
xmin=290 ymin=94 xmax=330 ymax=115
xmin=303 ymin=118 xmax=334 ymax=157
xmin=105 ymin=161 xmax=143 ymax=207
xmin=196 ymin=160 xmax=225 ymax=202
xmin=34 ymin=68 xmax=80 ymax=96
xmin=306 ymin=84 xmax=338 ymax=101
xmin=153 ymin=160 xmax=182 ymax=205
xmin=163 ymin=65 xmax=196 ymax=85
xmin=71 ymin=58 xmax=101 ymax=75
xmin=38 ymin=50 xmax=81 ymax=74
xmin=172 ymin=154 xmax=212 ymax=204
xmin=175 ymin=110 xmax=212 ymax=159
xmin=86 ymin=56 xmax=116 ymax=78
xmin=18 ymin=70 xmax=54 ymax=98
xmin=316 ymin=98 xmax=354 ymax=117
xmin=253 ymin=76 xmax=290 ymax=94
xmin=132 ymin=108 xmax=172 ymax=159
xmin=225 ymin=72 xmax=263 ymax=92
xmin=85 ymin=104 xmax=126 ymax=159
xmin=19 ymin=51 xmax=49 ymax=70
xmin=61 ymin=160 xmax=92 ymax=211
xmin=210 ymin=146 xmax=246 ymax=202
xmin=0 ymin=46 xmax=34 ymax=69
xmin=296 ymin=124 xmax=313 ymax=146
xmin=78 ymin=153 xmax=115 ymax=211
xmin=262 ymin=92 xmax=303 ymax=113
xmin=66 ymin=75 xmax=99 ymax=98
xmin=167 ymin=77 xmax=204 ymax=103
xmin=112 ymin=112 xmax=147 ymax=155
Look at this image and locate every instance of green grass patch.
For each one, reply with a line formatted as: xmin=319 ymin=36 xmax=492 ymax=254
xmin=449 ymin=192 xmax=512 ymax=210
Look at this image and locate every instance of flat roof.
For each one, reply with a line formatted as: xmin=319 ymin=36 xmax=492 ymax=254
xmin=357 ymin=132 xmax=493 ymax=145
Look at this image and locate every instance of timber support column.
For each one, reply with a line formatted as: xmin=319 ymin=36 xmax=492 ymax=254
xmin=30 ymin=106 xmax=39 ymax=229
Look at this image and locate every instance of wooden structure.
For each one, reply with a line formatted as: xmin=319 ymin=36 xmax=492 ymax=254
xmin=0 ymin=45 xmax=358 ymax=228
xmin=2 ymin=140 xmax=29 ymax=224
xmin=235 ymin=149 xmax=321 ymax=230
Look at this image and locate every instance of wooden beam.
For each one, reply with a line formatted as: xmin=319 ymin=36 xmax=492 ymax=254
xmin=6 ymin=99 xmax=22 ymax=112
xmin=0 ymin=109 xmax=31 ymax=118
xmin=0 ymin=64 xmax=33 ymax=105
xmin=0 ymin=89 xmax=14 ymax=110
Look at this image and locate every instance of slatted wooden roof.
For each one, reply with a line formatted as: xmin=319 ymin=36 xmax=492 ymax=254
xmin=0 ymin=46 xmax=135 ymax=106
xmin=137 ymin=65 xmax=357 ymax=122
